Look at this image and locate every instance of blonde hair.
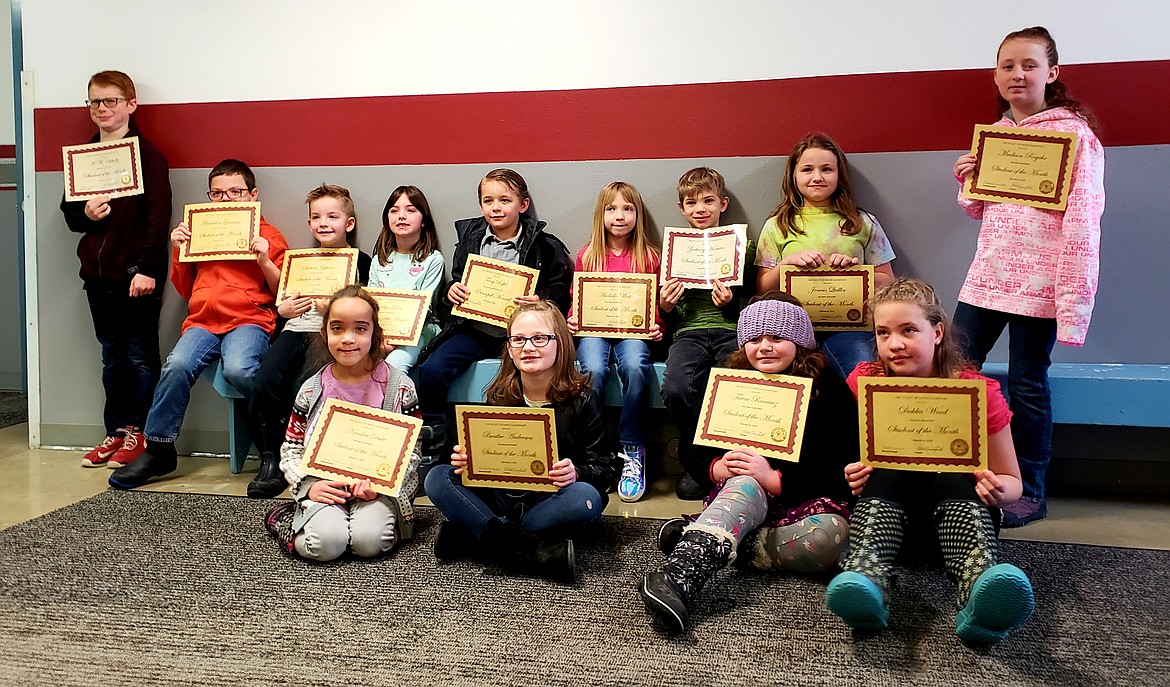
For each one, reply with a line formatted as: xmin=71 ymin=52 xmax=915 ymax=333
xmin=677 ymin=167 xmax=727 ymax=204
xmin=768 ymin=132 xmax=865 ymax=239
xmin=870 ymin=279 xmax=968 ymax=379
xmin=580 ymin=182 xmax=659 ymax=274
xmin=485 ymin=301 xmax=589 ymax=406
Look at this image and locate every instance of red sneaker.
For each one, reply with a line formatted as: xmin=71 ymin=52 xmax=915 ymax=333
xmin=82 ymin=435 xmax=124 ymax=467
xmin=109 ymin=431 xmax=146 ymax=468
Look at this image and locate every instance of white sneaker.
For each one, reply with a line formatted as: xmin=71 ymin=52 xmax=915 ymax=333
xmin=618 ymin=444 xmax=647 ymax=502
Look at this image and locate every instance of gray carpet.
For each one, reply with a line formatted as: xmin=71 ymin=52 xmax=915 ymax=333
xmin=0 ymin=391 xmax=27 ymax=429
xmin=0 ymin=491 xmax=1166 ymax=687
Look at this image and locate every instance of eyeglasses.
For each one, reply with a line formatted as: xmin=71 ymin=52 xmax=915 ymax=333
xmin=506 ymin=334 xmax=557 ymax=348
xmin=207 ymin=188 xmax=252 ymax=201
xmin=86 ymin=97 xmax=127 ymax=109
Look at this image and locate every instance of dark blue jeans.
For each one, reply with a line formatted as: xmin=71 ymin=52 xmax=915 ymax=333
xmin=415 ymin=327 xmax=505 ymax=443
xmin=817 ymin=330 xmax=875 ymax=381
xmin=953 ymin=302 xmax=1056 ymax=501
xmin=85 ymin=282 xmax=163 ymax=435
xmin=662 ymin=328 xmax=738 ymax=483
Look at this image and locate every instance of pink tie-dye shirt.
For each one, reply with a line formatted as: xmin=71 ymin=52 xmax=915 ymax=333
xmin=956 ymin=107 xmax=1105 ymax=346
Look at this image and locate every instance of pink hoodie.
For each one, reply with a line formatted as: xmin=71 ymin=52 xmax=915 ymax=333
xmin=957 ymin=107 xmax=1105 ymax=346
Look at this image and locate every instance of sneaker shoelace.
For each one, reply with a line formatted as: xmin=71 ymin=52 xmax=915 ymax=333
xmin=121 ymin=433 xmax=141 ymax=451
xmin=621 ymin=455 xmax=642 ymax=481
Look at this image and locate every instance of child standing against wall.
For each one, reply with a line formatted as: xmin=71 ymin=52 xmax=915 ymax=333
xmin=246 ymin=184 xmax=371 ymax=499
xmin=60 ymin=71 xmax=172 ymax=469
xmin=951 ymin=27 xmax=1105 ymax=527
xmin=660 ymin=168 xmax=754 ymax=500
xmin=567 ymin=182 xmax=662 ymax=502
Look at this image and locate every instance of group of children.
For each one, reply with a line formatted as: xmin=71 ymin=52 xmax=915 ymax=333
xmin=62 ymin=25 xmax=1103 ymax=647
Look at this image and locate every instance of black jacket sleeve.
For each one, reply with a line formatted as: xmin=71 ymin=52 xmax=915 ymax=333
xmin=534 ymin=234 xmax=573 ymax=316
xmin=560 ymin=390 xmax=621 ymax=494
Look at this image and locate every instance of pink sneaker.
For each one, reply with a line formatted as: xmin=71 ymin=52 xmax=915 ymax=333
xmin=109 ymin=431 xmax=146 ymax=468
xmin=81 ymin=435 xmax=123 ymax=467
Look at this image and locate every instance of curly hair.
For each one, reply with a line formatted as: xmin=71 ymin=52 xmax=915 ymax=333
xmin=724 ymin=291 xmax=828 ymax=383
xmin=869 ymin=279 xmax=969 ymax=379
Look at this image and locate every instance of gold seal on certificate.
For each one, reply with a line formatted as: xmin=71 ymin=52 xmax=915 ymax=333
xmin=456 ymin=405 xmax=558 ymax=492
xmin=962 ymin=125 xmax=1079 ymax=210
xmin=62 ymin=137 xmax=145 ymax=201
xmin=452 ymin=255 xmax=539 ymax=327
xmin=277 ymin=248 xmax=359 ymax=301
xmin=367 ymin=289 xmax=432 ymax=347
xmin=181 ymin=202 xmax=261 ymax=262
xmin=694 ymin=368 xmax=813 ymax=462
xmin=857 ymin=377 xmax=989 ymax=473
xmin=777 ymin=265 xmax=875 ymax=331
xmin=571 ymin=272 xmax=657 ymax=339
xmin=299 ymin=398 xmax=423 ymax=497
xmin=660 ymin=224 xmax=748 ymax=289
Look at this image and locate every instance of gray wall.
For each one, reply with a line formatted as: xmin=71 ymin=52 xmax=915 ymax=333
xmin=0 ymin=186 xmax=21 ymax=390
xmin=35 ymin=145 xmax=1170 ymax=451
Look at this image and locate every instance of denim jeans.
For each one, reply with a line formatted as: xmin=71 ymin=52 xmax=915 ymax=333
xmin=953 ymin=302 xmax=1056 ymax=501
xmin=424 ymin=465 xmax=604 ymax=539
xmin=144 ymin=325 xmax=270 ymax=443
xmin=84 ymin=282 xmax=163 ymax=435
xmin=817 ymin=330 xmax=875 ymax=381
xmin=415 ymin=328 xmax=504 ymax=441
xmin=662 ymin=328 xmax=738 ymax=483
xmin=576 ymin=337 xmax=651 ymax=446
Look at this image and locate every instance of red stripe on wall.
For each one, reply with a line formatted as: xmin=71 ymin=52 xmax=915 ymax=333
xmin=0 ymin=144 xmax=15 ymax=158
xmin=34 ymin=60 xmax=1170 ymax=172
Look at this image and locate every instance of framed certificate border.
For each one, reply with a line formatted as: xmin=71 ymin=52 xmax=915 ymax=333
xmin=452 ymin=255 xmax=539 ymax=327
xmin=963 ymin=125 xmax=1078 ymax=211
xmin=456 ymin=405 xmax=558 ymax=492
xmin=62 ymin=136 xmax=144 ymax=201
xmin=660 ymin=224 xmax=748 ymax=289
xmin=181 ymin=202 xmax=261 ymax=262
xmin=368 ymin=288 xmax=432 ymax=347
xmin=300 ymin=398 xmax=423 ymax=498
xmin=694 ymin=368 xmax=812 ymax=462
xmin=777 ymin=265 xmax=875 ymax=331
xmin=277 ymin=248 xmax=359 ymax=301
xmin=857 ymin=377 xmax=989 ymax=473
xmin=572 ymin=272 xmax=657 ymax=339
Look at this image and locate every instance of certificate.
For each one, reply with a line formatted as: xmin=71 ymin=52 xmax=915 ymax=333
xmin=694 ymin=368 xmax=813 ymax=462
xmin=777 ymin=265 xmax=875 ymax=331
xmin=277 ymin=248 xmax=360 ymax=301
xmin=368 ymin=288 xmax=432 ymax=347
xmin=62 ymin=137 xmax=144 ymax=201
xmin=572 ymin=272 xmax=657 ymax=339
xmin=857 ymin=377 xmax=989 ymax=473
xmin=299 ymin=398 xmax=423 ymax=497
xmin=181 ymin=202 xmax=261 ymax=262
xmin=452 ymin=255 xmax=539 ymax=327
xmin=660 ymin=224 xmax=748 ymax=289
xmin=455 ymin=405 xmax=558 ymax=492
xmin=962 ymin=125 xmax=1079 ymax=210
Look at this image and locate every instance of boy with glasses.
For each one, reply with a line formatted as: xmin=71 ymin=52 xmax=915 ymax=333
xmin=61 ymin=71 xmax=172 ymax=470
xmin=110 ymin=159 xmax=289 ymax=489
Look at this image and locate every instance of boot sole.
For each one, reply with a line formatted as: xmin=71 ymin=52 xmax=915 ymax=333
xmin=956 ymin=564 xmax=1035 ymax=645
xmin=825 ymin=572 xmax=890 ymax=630
xmin=638 ymin=575 xmax=688 ymax=635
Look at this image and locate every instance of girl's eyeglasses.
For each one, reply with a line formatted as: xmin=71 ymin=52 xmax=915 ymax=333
xmin=507 ymin=334 xmax=557 ymax=348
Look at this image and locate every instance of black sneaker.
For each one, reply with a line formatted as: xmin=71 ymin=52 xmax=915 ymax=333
xmin=674 ymin=474 xmax=709 ymax=500
xmin=434 ymin=520 xmax=476 ymax=562
xmin=264 ymin=501 xmax=297 ymax=555
xmin=639 ymin=572 xmax=689 ymax=635
xmin=108 ymin=450 xmax=177 ymax=490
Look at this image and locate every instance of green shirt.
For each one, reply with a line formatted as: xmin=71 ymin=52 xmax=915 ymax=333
xmin=673 ymin=241 xmax=756 ymax=336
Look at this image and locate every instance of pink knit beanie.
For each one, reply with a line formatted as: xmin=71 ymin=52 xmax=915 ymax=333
xmin=737 ymin=299 xmax=816 ymax=349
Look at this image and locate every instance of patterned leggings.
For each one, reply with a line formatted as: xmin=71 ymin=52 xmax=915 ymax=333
xmin=694 ymin=475 xmax=849 ymax=572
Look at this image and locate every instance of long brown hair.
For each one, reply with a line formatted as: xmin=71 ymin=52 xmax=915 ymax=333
xmin=374 ymin=185 xmax=440 ymax=264
xmin=580 ymin=181 xmax=659 ymax=274
xmin=869 ymin=279 xmax=968 ymax=379
xmin=767 ymin=133 xmax=865 ymax=239
xmin=485 ymin=301 xmax=589 ymax=406
xmin=724 ymin=291 xmax=828 ymax=381
xmin=997 ymin=26 xmax=1099 ymax=134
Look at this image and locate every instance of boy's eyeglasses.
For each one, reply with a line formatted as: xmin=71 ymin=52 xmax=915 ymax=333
xmin=507 ymin=334 xmax=557 ymax=348
xmin=85 ymin=97 xmax=127 ymax=109
xmin=207 ymin=188 xmax=252 ymax=201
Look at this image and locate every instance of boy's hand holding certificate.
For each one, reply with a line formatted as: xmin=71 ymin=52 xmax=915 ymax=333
xmin=857 ymin=377 xmax=989 ymax=473
xmin=299 ymin=399 xmax=423 ymax=497
xmin=777 ymin=265 xmax=875 ymax=331
xmin=661 ymin=224 xmax=748 ymax=289
xmin=180 ymin=202 xmax=261 ymax=262
xmin=456 ymin=405 xmax=558 ymax=492
xmin=571 ymin=272 xmax=657 ymax=339
xmin=62 ymin=137 xmax=145 ymax=201
xmin=452 ymin=255 xmax=539 ymax=327
xmin=962 ymin=125 xmax=1078 ymax=210
xmin=694 ymin=368 xmax=813 ymax=462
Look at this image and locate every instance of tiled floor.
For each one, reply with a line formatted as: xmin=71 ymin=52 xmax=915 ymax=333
xmin=3 ymin=422 xmax=1167 ymax=550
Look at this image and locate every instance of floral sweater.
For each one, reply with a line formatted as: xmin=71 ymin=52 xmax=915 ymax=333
xmin=956 ymin=107 xmax=1105 ymax=346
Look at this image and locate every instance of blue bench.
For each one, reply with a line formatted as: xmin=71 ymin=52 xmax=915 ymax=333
xmin=199 ymin=363 xmax=254 ymax=474
xmin=447 ymin=359 xmax=669 ymax=406
xmin=981 ymin=363 xmax=1170 ymax=428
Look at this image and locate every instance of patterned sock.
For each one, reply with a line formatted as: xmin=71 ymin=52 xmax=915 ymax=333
xmin=839 ymin=498 xmax=905 ymax=599
xmin=935 ymin=499 xmax=998 ymax=607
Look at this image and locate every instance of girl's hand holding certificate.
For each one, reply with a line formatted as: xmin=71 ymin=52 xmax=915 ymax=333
xmin=548 ymin=459 xmax=578 ymax=489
